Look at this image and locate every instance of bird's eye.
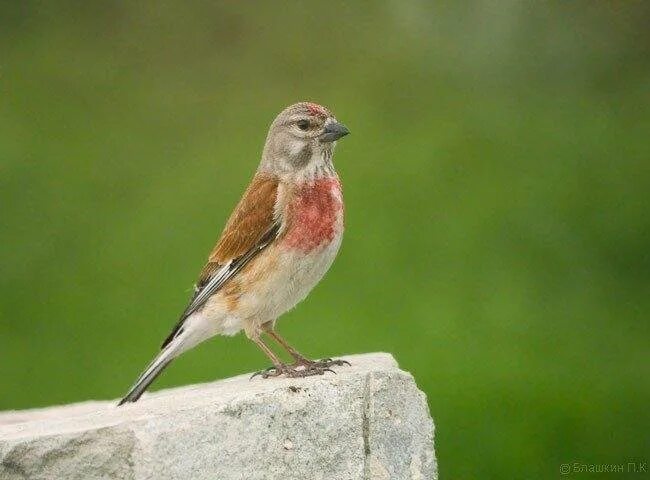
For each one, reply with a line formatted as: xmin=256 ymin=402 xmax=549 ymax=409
xmin=297 ymin=120 xmax=310 ymax=131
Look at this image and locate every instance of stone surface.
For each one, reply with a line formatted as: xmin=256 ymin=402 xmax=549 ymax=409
xmin=0 ymin=353 xmax=436 ymax=480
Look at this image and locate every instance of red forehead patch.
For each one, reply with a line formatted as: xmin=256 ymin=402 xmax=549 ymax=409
xmin=305 ymin=103 xmax=327 ymax=117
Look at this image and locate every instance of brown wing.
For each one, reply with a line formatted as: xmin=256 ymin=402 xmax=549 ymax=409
xmin=161 ymin=173 xmax=280 ymax=348
xmin=199 ymin=173 xmax=279 ymax=282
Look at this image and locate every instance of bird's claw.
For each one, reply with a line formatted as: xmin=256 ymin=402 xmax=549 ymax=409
xmin=250 ymin=358 xmax=350 ymax=380
xmin=283 ymin=364 xmax=336 ymax=378
xmin=318 ymin=358 xmax=351 ymax=367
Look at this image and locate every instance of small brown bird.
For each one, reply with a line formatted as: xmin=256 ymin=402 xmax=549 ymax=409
xmin=119 ymin=102 xmax=350 ymax=404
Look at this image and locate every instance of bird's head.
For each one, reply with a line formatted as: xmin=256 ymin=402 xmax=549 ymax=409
xmin=260 ymin=102 xmax=349 ymax=179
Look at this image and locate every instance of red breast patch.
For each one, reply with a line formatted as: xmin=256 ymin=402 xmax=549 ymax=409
xmin=282 ymin=178 xmax=343 ymax=253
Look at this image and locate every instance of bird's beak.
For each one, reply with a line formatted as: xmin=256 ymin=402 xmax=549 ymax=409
xmin=320 ymin=121 xmax=350 ymax=143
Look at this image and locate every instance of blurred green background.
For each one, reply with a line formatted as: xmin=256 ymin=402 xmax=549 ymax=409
xmin=1 ymin=1 xmax=649 ymax=478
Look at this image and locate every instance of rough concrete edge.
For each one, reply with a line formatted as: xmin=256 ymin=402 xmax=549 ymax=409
xmin=0 ymin=425 xmax=139 ymax=480
xmin=400 ymin=367 xmax=438 ymax=480
xmin=1 ymin=353 xmax=437 ymax=480
xmin=360 ymin=362 xmax=437 ymax=480
xmin=361 ymin=370 xmax=373 ymax=479
xmin=0 ymin=353 xmax=400 ymax=441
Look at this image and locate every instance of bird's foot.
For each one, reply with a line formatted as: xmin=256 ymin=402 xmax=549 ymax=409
xmin=287 ymin=356 xmax=351 ymax=375
xmin=250 ymin=358 xmax=350 ymax=380
xmin=312 ymin=357 xmax=352 ymax=368
xmin=250 ymin=363 xmax=335 ymax=379
xmin=250 ymin=365 xmax=284 ymax=379
xmin=286 ymin=357 xmax=351 ymax=377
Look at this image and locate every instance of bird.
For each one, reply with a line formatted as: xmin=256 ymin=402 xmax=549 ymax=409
xmin=118 ymin=102 xmax=350 ymax=405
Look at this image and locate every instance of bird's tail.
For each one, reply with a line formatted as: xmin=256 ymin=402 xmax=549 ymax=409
xmin=118 ymin=339 xmax=182 ymax=406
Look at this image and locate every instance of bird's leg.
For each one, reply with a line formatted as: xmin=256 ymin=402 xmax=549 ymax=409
xmin=249 ymin=332 xmax=288 ymax=379
xmin=263 ymin=326 xmax=310 ymax=364
xmin=262 ymin=323 xmax=351 ymax=376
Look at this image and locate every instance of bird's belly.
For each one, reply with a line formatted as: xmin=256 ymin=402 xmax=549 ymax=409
xmin=203 ymin=177 xmax=344 ymax=334
xmin=204 ymin=233 xmax=342 ymax=337
xmin=240 ymin=228 xmax=343 ymax=324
